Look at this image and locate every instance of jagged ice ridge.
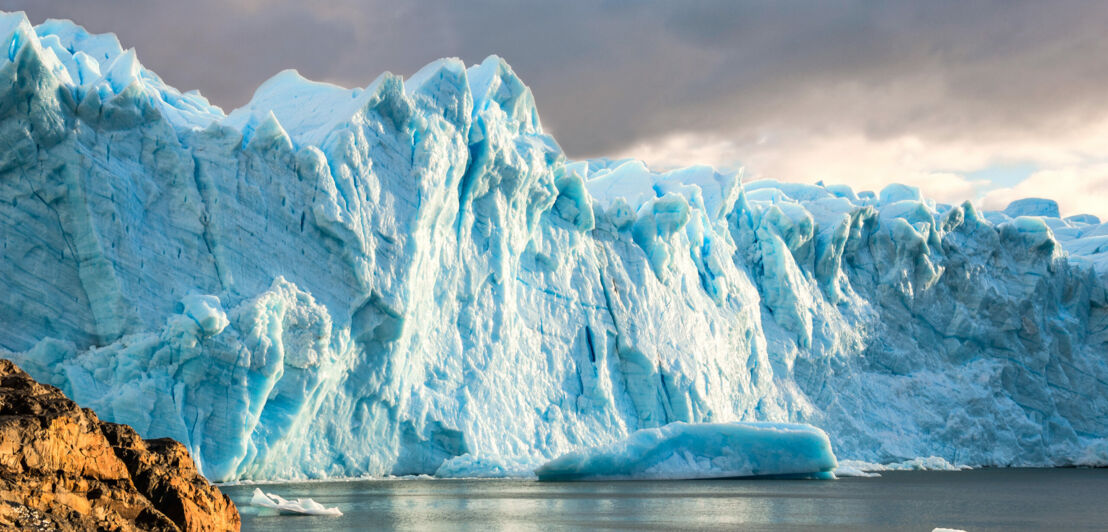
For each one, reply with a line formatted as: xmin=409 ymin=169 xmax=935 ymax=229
xmin=1 ymin=12 xmax=1107 ymax=481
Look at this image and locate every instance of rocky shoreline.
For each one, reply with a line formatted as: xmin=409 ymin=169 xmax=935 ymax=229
xmin=0 ymin=359 xmax=239 ymax=531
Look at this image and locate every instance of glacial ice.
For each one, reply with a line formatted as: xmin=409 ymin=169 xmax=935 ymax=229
xmin=250 ymin=488 xmax=342 ymax=516
xmin=534 ymin=421 xmax=836 ymax=481
xmin=1004 ymin=198 xmax=1061 ymax=219
xmin=831 ymin=461 xmax=882 ymax=478
xmin=835 ymin=457 xmax=971 ymax=477
xmin=1 ymin=11 xmax=1108 ymax=481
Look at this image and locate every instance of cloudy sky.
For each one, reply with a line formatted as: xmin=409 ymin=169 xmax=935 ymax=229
xmin=7 ymin=0 xmax=1108 ymax=217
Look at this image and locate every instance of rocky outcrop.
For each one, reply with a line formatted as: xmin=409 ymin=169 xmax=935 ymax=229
xmin=0 ymin=359 xmax=239 ymax=531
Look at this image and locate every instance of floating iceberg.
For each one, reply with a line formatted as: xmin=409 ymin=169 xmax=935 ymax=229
xmin=1 ymin=11 xmax=1108 ymax=482
xmin=250 ymin=488 xmax=342 ymax=516
xmin=535 ymin=422 xmax=837 ymax=481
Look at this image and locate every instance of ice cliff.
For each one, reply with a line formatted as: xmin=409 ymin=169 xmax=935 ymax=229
xmin=2 ymin=12 xmax=1107 ymax=481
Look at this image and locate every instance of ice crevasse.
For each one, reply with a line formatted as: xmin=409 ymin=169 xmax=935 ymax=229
xmin=2 ymin=11 xmax=1108 ymax=481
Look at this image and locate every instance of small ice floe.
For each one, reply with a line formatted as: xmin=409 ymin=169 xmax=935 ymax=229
xmin=250 ymin=488 xmax=342 ymax=516
xmin=932 ymin=528 xmax=967 ymax=532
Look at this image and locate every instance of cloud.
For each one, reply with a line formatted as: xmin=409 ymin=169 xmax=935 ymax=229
xmin=982 ymin=165 xmax=1108 ymax=219
xmin=614 ymin=130 xmax=988 ymax=206
xmin=617 ymin=116 xmax=1108 ymax=215
xmin=5 ymin=0 xmax=1108 ymax=216
xmin=7 ymin=2 xmax=1108 ymax=150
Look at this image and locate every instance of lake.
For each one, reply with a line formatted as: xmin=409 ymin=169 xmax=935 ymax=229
xmin=221 ymin=468 xmax=1108 ymax=531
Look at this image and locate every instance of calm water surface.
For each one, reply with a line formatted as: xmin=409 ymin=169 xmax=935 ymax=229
xmin=221 ymin=468 xmax=1108 ymax=531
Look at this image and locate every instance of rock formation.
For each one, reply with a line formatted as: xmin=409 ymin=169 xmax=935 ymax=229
xmin=0 ymin=359 xmax=239 ymax=531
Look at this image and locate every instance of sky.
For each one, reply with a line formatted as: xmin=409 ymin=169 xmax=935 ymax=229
xmin=5 ymin=0 xmax=1108 ymax=218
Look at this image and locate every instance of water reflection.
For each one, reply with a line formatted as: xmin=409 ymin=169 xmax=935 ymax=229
xmin=223 ymin=469 xmax=1108 ymax=531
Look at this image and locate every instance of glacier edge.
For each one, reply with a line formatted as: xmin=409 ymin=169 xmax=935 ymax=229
xmin=1 ymin=11 xmax=1108 ymax=481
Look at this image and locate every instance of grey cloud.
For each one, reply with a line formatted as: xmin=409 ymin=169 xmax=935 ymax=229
xmin=5 ymin=0 xmax=1108 ymax=159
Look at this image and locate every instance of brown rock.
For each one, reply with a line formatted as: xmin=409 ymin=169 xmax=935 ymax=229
xmin=0 ymin=359 xmax=240 ymax=531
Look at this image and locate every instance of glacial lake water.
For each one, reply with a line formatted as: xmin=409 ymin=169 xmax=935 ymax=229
xmin=222 ymin=468 xmax=1108 ymax=531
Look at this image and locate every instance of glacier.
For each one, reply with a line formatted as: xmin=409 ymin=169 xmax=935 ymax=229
xmin=1 ymin=11 xmax=1108 ymax=482
xmin=534 ymin=421 xmax=836 ymax=481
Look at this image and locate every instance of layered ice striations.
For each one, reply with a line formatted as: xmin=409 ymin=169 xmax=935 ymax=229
xmin=2 ymin=12 xmax=1108 ymax=481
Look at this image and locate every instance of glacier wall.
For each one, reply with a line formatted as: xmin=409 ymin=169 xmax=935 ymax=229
xmin=2 ymin=12 xmax=1107 ymax=481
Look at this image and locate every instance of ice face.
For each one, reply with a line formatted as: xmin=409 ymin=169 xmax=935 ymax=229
xmin=1004 ymin=197 xmax=1061 ymax=219
xmin=2 ymin=11 xmax=1108 ymax=481
xmin=534 ymin=421 xmax=837 ymax=481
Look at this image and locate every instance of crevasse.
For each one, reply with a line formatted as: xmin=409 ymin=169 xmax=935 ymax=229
xmin=1 ymin=12 xmax=1107 ymax=481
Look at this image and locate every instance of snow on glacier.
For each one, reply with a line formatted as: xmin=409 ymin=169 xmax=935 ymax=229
xmin=2 ymin=11 xmax=1108 ymax=481
xmin=534 ymin=421 xmax=836 ymax=481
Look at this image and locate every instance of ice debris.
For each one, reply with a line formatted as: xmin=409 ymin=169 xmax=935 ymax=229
xmin=832 ymin=461 xmax=882 ymax=478
xmin=534 ymin=422 xmax=837 ymax=481
xmin=179 ymin=295 xmax=229 ymax=336
xmin=836 ymin=457 xmax=971 ymax=475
